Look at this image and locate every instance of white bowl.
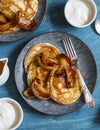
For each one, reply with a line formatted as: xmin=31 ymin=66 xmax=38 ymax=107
xmin=64 ymin=0 xmax=97 ymax=28
xmin=0 ymin=98 xmax=23 ymax=130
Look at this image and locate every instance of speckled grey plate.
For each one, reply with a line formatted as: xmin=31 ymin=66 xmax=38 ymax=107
xmin=0 ymin=0 xmax=46 ymax=42
xmin=15 ymin=32 xmax=97 ymax=115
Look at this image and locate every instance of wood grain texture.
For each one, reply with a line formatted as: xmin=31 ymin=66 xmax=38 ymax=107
xmin=0 ymin=0 xmax=100 ymax=130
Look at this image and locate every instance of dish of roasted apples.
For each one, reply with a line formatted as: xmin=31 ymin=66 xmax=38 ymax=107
xmin=0 ymin=0 xmax=46 ymax=42
xmin=15 ymin=32 xmax=97 ymax=115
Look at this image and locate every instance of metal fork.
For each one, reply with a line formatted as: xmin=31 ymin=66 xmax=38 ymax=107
xmin=63 ymin=37 xmax=95 ymax=108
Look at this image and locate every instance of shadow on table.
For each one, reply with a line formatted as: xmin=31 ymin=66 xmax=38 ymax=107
xmin=5 ymin=41 xmax=25 ymax=98
xmin=93 ymin=109 xmax=100 ymax=124
xmin=91 ymin=22 xmax=97 ymax=34
xmin=48 ymin=3 xmax=74 ymax=30
xmin=91 ymin=22 xmax=100 ymax=36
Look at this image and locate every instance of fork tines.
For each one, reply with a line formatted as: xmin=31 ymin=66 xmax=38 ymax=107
xmin=63 ymin=37 xmax=78 ymax=62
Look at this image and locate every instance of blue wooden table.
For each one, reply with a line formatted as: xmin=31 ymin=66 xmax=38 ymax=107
xmin=0 ymin=0 xmax=100 ymax=129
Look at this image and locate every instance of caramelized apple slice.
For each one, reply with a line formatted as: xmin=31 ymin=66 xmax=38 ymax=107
xmin=0 ymin=14 xmax=7 ymax=23
xmin=16 ymin=11 xmax=36 ymax=30
xmin=65 ymin=66 xmax=78 ymax=88
xmin=23 ymin=87 xmax=34 ymax=98
xmin=27 ymin=63 xmax=37 ymax=86
xmin=36 ymin=53 xmax=59 ymax=70
xmin=31 ymin=78 xmax=51 ymax=99
xmin=0 ymin=22 xmax=11 ymax=32
xmin=24 ymin=43 xmax=60 ymax=73
xmin=57 ymin=54 xmax=72 ymax=67
xmin=57 ymin=54 xmax=78 ymax=88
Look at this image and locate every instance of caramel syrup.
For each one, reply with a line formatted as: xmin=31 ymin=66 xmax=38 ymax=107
xmin=0 ymin=61 xmax=4 ymax=75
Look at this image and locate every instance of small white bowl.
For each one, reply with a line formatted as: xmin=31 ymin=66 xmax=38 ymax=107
xmin=0 ymin=98 xmax=23 ymax=130
xmin=64 ymin=0 xmax=97 ymax=28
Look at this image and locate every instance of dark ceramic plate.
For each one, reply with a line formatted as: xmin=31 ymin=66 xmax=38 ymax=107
xmin=15 ymin=32 xmax=97 ymax=115
xmin=0 ymin=0 xmax=46 ymax=42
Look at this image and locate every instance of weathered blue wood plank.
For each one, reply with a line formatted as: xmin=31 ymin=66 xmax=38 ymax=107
xmin=0 ymin=0 xmax=100 ymax=129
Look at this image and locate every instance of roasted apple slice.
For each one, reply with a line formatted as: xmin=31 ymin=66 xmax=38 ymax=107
xmin=36 ymin=53 xmax=59 ymax=70
xmin=24 ymin=43 xmax=60 ymax=73
xmin=57 ymin=54 xmax=72 ymax=67
xmin=31 ymin=78 xmax=51 ymax=99
xmin=0 ymin=22 xmax=11 ymax=32
xmin=0 ymin=18 xmax=19 ymax=34
xmin=0 ymin=14 xmax=7 ymax=23
xmin=27 ymin=62 xmax=37 ymax=86
xmin=16 ymin=11 xmax=36 ymax=30
xmin=26 ymin=60 xmax=51 ymax=99
xmin=23 ymin=87 xmax=34 ymax=98
xmin=65 ymin=67 xmax=77 ymax=88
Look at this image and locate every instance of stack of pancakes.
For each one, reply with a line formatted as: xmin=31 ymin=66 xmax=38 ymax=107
xmin=23 ymin=43 xmax=82 ymax=105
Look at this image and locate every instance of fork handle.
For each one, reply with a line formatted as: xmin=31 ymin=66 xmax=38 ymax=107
xmin=78 ymin=70 xmax=95 ymax=108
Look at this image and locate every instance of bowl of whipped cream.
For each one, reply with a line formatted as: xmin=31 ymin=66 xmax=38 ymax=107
xmin=0 ymin=98 xmax=23 ymax=130
xmin=64 ymin=0 xmax=97 ymax=28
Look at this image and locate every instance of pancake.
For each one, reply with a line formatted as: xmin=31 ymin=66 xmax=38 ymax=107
xmin=26 ymin=57 xmax=52 ymax=99
xmin=49 ymin=54 xmax=82 ymax=105
xmin=23 ymin=61 xmax=51 ymax=99
xmin=23 ymin=44 xmax=82 ymax=105
xmin=50 ymin=67 xmax=82 ymax=104
xmin=27 ymin=63 xmax=51 ymax=99
xmin=27 ymin=62 xmax=37 ymax=86
xmin=24 ymin=43 xmax=60 ymax=73
xmin=27 ymin=61 xmax=50 ymax=87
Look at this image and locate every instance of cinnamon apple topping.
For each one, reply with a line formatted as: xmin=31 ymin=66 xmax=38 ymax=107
xmin=23 ymin=43 xmax=82 ymax=105
xmin=0 ymin=0 xmax=38 ymax=34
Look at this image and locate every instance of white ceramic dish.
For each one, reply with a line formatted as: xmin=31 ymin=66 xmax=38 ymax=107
xmin=95 ymin=19 xmax=100 ymax=34
xmin=0 ymin=58 xmax=10 ymax=86
xmin=0 ymin=98 xmax=23 ymax=130
xmin=64 ymin=0 xmax=97 ymax=28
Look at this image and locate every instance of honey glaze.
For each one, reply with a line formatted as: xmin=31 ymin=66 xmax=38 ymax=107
xmin=0 ymin=61 xmax=4 ymax=75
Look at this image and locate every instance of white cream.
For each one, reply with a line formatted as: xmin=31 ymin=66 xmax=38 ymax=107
xmin=0 ymin=101 xmax=16 ymax=129
xmin=65 ymin=0 xmax=93 ymax=26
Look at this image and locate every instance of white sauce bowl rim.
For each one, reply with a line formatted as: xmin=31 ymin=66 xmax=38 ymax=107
xmin=64 ymin=0 xmax=97 ymax=28
xmin=0 ymin=97 xmax=23 ymax=130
